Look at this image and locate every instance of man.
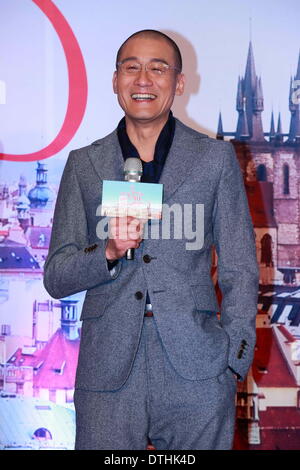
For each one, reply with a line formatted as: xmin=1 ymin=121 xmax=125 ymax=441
xmin=44 ymin=30 xmax=259 ymax=450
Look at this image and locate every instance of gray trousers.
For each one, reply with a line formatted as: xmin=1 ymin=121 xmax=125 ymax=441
xmin=74 ymin=316 xmax=237 ymax=450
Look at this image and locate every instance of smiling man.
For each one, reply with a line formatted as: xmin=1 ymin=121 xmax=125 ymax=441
xmin=44 ymin=30 xmax=259 ymax=450
xmin=112 ymin=32 xmax=184 ymax=165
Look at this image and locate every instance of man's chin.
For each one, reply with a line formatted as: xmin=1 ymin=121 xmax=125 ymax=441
xmin=124 ymin=111 xmax=170 ymax=125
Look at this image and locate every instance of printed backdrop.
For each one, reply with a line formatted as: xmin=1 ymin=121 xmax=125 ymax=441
xmin=0 ymin=0 xmax=299 ymax=450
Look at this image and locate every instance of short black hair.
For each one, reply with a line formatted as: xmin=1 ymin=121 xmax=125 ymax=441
xmin=116 ymin=29 xmax=182 ymax=72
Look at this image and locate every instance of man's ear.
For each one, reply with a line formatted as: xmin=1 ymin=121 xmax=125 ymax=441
xmin=112 ymin=71 xmax=118 ymax=94
xmin=175 ymin=73 xmax=185 ymax=96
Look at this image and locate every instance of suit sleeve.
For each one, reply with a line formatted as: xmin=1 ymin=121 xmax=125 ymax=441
xmin=43 ymin=150 xmax=121 ymax=299
xmin=212 ymin=142 xmax=259 ymax=381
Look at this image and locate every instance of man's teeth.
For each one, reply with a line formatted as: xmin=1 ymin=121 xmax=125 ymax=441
xmin=131 ymin=93 xmax=156 ymax=100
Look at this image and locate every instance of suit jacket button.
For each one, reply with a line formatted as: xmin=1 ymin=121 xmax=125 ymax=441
xmin=84 ymin=244 xmax=98 ymax=253
xmin=143 ymin=254 xmax=151 ymax=263
xmin=135 ymin=291 xmax=143 ymax=300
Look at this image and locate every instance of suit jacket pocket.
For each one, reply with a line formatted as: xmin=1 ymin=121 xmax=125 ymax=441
xmin=190 ymin=283 xmax=220 ymax=313
xmin=80 ymin=293 xmax=108 ymax=321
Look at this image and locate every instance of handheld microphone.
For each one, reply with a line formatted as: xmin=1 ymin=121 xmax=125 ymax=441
xmin=124 ymin=158 xmax=143 ymax=260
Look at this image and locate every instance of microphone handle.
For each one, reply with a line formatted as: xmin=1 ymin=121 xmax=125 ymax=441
xmin=126 ymin=248 xmax=134 ymax=260
xmin=124 ymin=173 xmax=142 ymax=261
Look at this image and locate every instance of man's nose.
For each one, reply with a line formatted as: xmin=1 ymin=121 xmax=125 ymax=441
xmin=134 ymin=67 xmax=153 ymax=86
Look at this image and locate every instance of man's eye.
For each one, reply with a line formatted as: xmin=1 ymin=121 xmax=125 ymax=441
xmin=149 ymin=64 xmax=165 ymax=74
xmin=125 ymin=64 xmax=140 ymax=71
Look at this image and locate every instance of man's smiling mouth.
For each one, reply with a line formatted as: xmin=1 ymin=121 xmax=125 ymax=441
xmin=131 ymin=93 xmax=157 ymax=101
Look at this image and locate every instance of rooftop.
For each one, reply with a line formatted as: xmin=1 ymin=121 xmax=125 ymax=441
xmin=0 ymin=245 xmax=40 ymax=270
xmin=9 ymin=328 xmax=80 ymax=390
xmin=0 ymin=394 xmax=75 ymax=449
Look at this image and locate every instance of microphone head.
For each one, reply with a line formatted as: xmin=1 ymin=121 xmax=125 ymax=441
xmin=124 ymin=157 xmax=143 ymax=182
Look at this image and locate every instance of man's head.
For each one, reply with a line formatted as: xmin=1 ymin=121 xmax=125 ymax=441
xmin=116 ymin=30 xmax=183 ymax=73
xmin=113 ymin=30 xmax=185 ymax=126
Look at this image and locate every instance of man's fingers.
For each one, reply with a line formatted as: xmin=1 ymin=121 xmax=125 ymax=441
xmin=109 ymin=217 xmax=146 ymax=240
xmin=115 ymin=239 xmax=142 ymax=259
xmin=106 ymin=240 xmax=140 ymax=261
xmin=127 ymin=218 xmax=146 ymax=239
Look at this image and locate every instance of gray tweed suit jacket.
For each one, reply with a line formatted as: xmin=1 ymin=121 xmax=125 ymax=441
xmin=43 ymin=118 xmax=259 ymax=391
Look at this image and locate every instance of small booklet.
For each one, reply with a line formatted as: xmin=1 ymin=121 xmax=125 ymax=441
xmin=101 ymin=180 xmax=163 ymax=219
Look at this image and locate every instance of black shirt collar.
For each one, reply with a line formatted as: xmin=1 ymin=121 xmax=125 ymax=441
xmin=117 ymin=111 xmax=176 ymax=183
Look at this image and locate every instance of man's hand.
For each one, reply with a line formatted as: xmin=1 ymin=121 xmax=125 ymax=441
xmin=105 ymin=216 xmax=147 ymax=261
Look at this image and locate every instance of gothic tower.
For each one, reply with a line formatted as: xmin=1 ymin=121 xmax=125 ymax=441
xmin=217 ymin=43 xmax=300 ymax=285
xmin=235 ymin=42 xmax=265 ymax=142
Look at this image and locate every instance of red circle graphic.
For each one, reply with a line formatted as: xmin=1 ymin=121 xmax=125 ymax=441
xmin=0 ymin=0 xmax=88 ymax=162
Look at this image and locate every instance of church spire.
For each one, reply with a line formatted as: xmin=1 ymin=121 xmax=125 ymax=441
xmin=235 ymin=41 xmax=265 ymax=141
xmin=244 ymin=41 xmax=257 ymax=92
xmin=253 ymin=77 xmax=264 ymax=112
xmin=269 ymin=111 xmax=275 ymax=142
xmin=277 ymin=113 xmax=283 ymax=134
xmin=276 ymin=112 xmax=284 ymax=143
xmin=236 ymin=76 xmax=243 ymax=111
xmin=16 ymin=174 xmax=30 ymax=229
xmin=216 ymin=111 xmax=224 ymax=140
xmin=237 ymin=97 xmax=250 ymax=140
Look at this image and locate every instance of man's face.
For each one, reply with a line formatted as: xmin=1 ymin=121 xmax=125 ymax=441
xmin=113 ymin=36 xmax=185 ymax=125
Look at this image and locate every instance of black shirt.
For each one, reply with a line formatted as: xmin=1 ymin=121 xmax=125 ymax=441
xmin=117 ymin=111 xmax=176 ymax=183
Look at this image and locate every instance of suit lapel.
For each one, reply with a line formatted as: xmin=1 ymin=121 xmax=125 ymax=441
xmin=159 ymin=120 xmax=210 ymax=202
xmin=86 ymin=119 xmax=210 ymax=202
xmin=87 ymin=130 xmax=124 ymax=181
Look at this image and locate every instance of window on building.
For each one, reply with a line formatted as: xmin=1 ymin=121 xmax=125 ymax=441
xmin=256 ymin=164 xmax=267 ymax=181
xmin=283 ymin=163 xmax=290 ymax=195
xmin=260 ymin=233 xmax=273 ymax=267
